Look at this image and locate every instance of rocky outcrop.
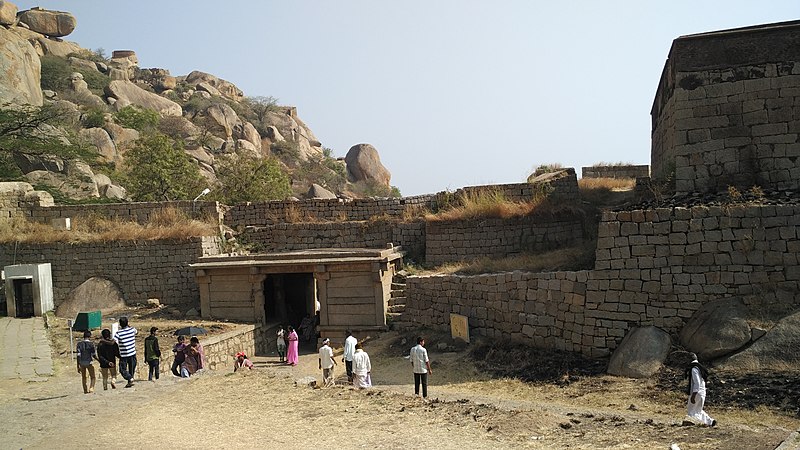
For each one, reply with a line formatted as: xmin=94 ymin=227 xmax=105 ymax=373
xmin=345 ymin=143 xmax=391 ymax=186
xmin=204 ymin=103 xmax=242 ymax=138
xmin=0 ymin=1 xmax=17 ymax=26
xmin=264 ymin=109 xmax=323 ymax=160
xmin=719 ymin=311 xmax=800 ymax=371
xmin=66 ymin=72 xmax=106 ymax=109
xmin=17 ymin=8 xmax=76 ymax=37
xmin=136 ymin=68 xmax=177 ymax=92
xmin=103 ymin=122 xmax=140 ymax=154
xmin=0 ymin=26 xmax=42 ymax=106
xmin=185 ymin=70 xmax=243 ymax=101
xmin=307 ymin=183 xmax=337 ymax=199
xmin=679 ymin=298 xmax=752 ymax=361
xmin=105 ymin=80 xmax=182 ymax=116
xmin=79 ymin=127 xmax=118 ymax=163
xmin=108 ymin=50 xmax=138 ymax=81
xmin=25 ymin=160 xmax=99 ymax=199
xmin=56 ymin=277 xmax=126 ymax=318
xmin=607 ymin=326 xmax=671 ymax=378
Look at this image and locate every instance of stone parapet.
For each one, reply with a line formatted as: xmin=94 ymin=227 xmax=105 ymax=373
xmin=28 ymin=200 xmax=223 ymax=226
xmin=581 ymin=165 xmax=650 ymax=179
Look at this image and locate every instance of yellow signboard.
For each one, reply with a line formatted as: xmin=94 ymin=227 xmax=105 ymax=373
xmin=450 ymin=313 xmax=470 ymax=343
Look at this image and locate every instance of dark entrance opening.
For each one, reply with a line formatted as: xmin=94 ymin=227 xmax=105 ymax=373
xmin=13 ymin=279 xmax=34 ymax=318
xmin=263 ymin=273 xmax=315 ymax=329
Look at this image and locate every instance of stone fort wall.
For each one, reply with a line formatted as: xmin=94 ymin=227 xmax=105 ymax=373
xmin=28 ymin=201 xmax=223 ymax=225
xmin=651 ymin=22 xmax=800 ymax=194
xmin=403 ymin=203 xmax=800 ymax=356
xmin=0 ymin=237 xmax=222 ymax=309
xmin=581 ymin=165 xmax=649 ymax=179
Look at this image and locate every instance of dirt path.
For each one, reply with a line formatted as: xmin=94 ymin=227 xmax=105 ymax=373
xmin=0 ymin=331 xmax=795 ymax=449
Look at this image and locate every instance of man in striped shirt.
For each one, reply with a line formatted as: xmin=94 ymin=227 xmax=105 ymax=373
xmin=114 ymin=316 xmax=138 ymax=388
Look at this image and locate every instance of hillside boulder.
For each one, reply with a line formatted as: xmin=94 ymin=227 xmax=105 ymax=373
xmin=0 ymin=1 xmax=18 ymax=25
xmin=25 ymin=160 xmax=99 ymax=199
xmin=79 ymin=127 xmax=118 ymax=163
xmin=0 ymin=26 xmax=42 ymax=106
xmin=17 ymin=8 xmax=76 ymax=37
xmin=345 ymin=143 xmax=391 ymax=186
xmin=307 ymin=183 xmax=337 ymax=199
xmin=607 ymin=326 xmax=671 ymax=378
xmin=719 ymin=310 xmax=800 ymax=371
xmin=105 ymin=80 xmax=182 ymax=116
xmin=204 ymin=103 xmax=242 ymax=138
xmin=679 ymin=297 xmax=752 ymax=361
xmin=185 ymin=70 xmax=243 ymax=101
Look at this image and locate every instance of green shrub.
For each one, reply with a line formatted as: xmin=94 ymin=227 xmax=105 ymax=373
xmin=81 ymin=108 xmax=106 ymax=128
xmin=113 ymin=106 xmax=159 ymax=132
xmin=214 ymin=152 xmax=291 ymax=204
xmin=40 ymin=55 xmax=110 ymax=95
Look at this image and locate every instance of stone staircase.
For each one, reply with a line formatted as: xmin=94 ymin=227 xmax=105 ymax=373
xmin=387 ymin=271 xmax=412 ymax=330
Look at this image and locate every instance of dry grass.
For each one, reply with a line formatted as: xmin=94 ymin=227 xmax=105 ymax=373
xmin=425 ymin=189 xmax=545 ymax=222
xmin=578 ymin=177 xmax=636 ymax=191
xmin=0 ymin=207 xmax=217 ymax=243
xmin=579 ymin=177 xmax=637 ymax=207
xmin=420 ymin=244 xmax=596 ymax=275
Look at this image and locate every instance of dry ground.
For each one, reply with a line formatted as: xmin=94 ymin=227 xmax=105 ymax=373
xmin=0 ymin=328 xmax=796 ymax=450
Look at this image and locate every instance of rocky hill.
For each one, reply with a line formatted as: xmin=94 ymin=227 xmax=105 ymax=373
xmin=0 ymin=2 xmax=397 ymax=203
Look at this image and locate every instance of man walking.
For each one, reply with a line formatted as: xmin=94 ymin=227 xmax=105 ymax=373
xmin=410 ymin=336 xmax=432 ymax=398
xmin=318 ymin=338 xmax=336 ymax=386
xmin=96 ymin=329 xmax=120 ymax=390
xmin=114 ymin=316 xmax=138 ymax=388
xmin=144 ymin=327 xmax=161 ymax=381
xmin=76 ymin=330 xmax=98 ymax=394
xmin=685 ymin=353 xmax=716 ymax=426
xmin=342 ymin=330 xmax=357 ymax=383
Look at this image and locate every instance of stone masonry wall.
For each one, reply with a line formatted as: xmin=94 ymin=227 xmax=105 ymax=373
xmin=581 ymin=165 xmax=650 ymax=179
xmin=0 ymin=236 xmax=222 ymax=308
xmin=28 ymin=200 xmax=223 ymax=225
xmin=240 ymin=220 xmax=426 ymax=260
xmin=404 ymin=204 xmax=800 ymax=356
xmin=0 ymin=182 xmax=54 ymax=224
xmin=425 ymin=213 xmax=589 ymax=265
xmin=651 ymin=23 xmax=800 ymax=194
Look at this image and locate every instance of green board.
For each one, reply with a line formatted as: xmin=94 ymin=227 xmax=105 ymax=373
xmin=73 ymin=310 xmax=101 ymax=331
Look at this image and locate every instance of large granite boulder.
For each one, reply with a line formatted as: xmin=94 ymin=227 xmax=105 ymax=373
xmin=242 ymin=121 xmax=262 ymax=153
xmin=679 ymin=297 xmax=752 ymax=361
xmin=25 ymin=160 xmax=99 ymax=199
xmin=103 ymin=122 xmax=140 ymax=154
xmin=0 ymin=26 xmax=42 ymax=106
xmin=607 ymin=326 xmax=671 ymax=378
xmin=66 ymin=72 xmax=106 ymax=109
xmin=307 ymin=183 xmax=337 ymax=199
xmin=345 ymin=143 xmax=391 ymax=186
xmin=204 ymin=103 xmax=242 ymax=138
xmin=185 ymin=70 xmax=243 ymax=101
xmin=719 ymin=310 xmax=800 ymax=371
xmin=79 ymin=127 xmax=118 ymax=163
xmin=37 ymin=36 xmax=82 ymax=58
xmin=105 ymin=80 xmax=182 ymax=116
xmin=12 ymin=153 xmax=64 ymax=174
xmin=56 ymin=277 xmax=126 ymax=318
xmin=263 ymin=109 xmax=322 ymax=160
xmin=17 ymin=8 xmax=76 ymax=37
xmin=0 ymin=1 xmax=18 ymax=25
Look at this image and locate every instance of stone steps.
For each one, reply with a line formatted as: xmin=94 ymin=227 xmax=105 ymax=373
xmin=387 ymin=304 xmax=406 ymax=313
xmin=388 ymin=296 xmax=406 ymax=307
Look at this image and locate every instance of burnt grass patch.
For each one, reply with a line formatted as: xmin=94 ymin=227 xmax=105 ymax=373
xmin=469 ymin=341 xmax=607 ymax=384
xmin=655 ymin=367 xmax=800 ymax=417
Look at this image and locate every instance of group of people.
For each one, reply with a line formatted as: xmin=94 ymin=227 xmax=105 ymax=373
xmin=314 ymin=330 xmax=431 ymax=397
xmin=75 ymin=316 xmax=206 ymax=394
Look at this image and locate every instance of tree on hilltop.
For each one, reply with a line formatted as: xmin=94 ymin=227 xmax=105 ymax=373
xmin=214 ymin=151 xmax=291 ymax=204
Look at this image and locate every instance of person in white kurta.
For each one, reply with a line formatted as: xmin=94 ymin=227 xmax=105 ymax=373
xmin=686 ymin=354 xmax=716 ymax=426
xmin=352 ymin=343 xmax=372 ymax=389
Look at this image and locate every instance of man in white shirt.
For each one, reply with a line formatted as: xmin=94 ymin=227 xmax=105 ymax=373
xmin=352 ymin=342 xmax=372 ymax=389
xmin=685 ymin=353 xmax=716 ymax=426
xmin=410 ymin=336 xmax=432 ymax=398
xmin=342 ymin=329 xmax=357 ymax=383
xmin=318 ymin=338 xmax=336 ymax=386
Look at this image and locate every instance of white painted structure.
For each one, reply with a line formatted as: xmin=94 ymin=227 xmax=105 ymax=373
xmin=4 ymin=263 xmax=53 ymax=317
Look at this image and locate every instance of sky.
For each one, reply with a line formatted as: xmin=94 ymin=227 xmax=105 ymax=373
xmin=13 ymin=1 xmax=800 ymax=195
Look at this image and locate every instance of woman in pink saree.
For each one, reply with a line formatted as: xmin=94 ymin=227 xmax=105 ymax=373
xmin=286 ymin=326 xmax=299 ymax=366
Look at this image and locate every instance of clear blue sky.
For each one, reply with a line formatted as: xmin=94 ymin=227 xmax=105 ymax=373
xmin=15 ymin=1 xmax=800 ymax=195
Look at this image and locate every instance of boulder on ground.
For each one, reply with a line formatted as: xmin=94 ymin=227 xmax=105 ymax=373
xmin=105 ymin=80 xmax=182 ymax=116
xmin=307 ymin=183 xmax=337 ymax=199
xmin=56 ymin=277 xmax=126 ymax=318
xmin=0 ymin=26 xmax=42 ymax=106
xmin=719 ymin=310 xmax=800 ymax=371
xmin=607 ymin=326 xmax=671 ymax=378
xmin=345 ymin=143 xmax=391 ymax=186
xmin=0 ymin=1 xmax=18 ymax=26
xmin=679 ymin=297 xmax=752 ymax=361
xmin=101 ymin=183 xmax=127 ymax=200
xmin=17 ymin=8 xmax=76 ymax=37
xmin=186 ymin=308 xmax=200 ymax=318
